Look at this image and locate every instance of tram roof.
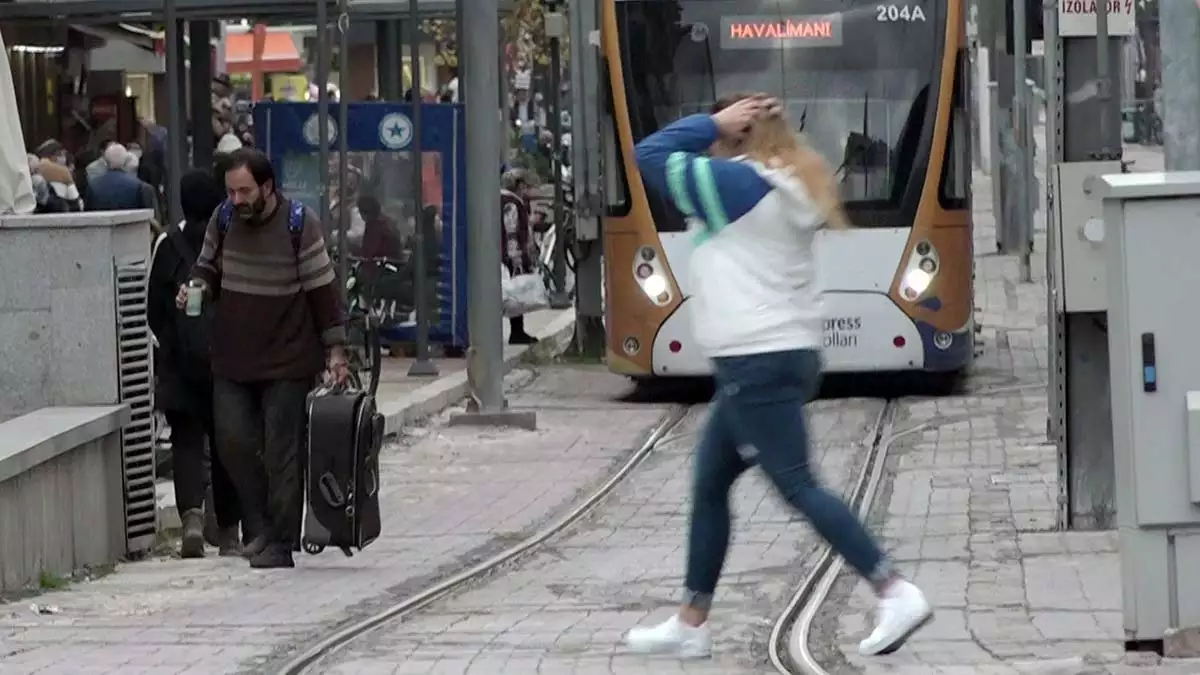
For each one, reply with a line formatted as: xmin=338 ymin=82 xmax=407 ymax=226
xmin=0 ymin=0 xmax=511 ymax=23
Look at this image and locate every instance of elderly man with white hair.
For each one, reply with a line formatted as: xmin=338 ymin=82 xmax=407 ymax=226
xmin=85 ymin=143 xmax=159 ymax=219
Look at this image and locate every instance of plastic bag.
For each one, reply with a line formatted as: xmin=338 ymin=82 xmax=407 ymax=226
xmin=538 ymin=225 xmax=575 ymax=297
xmin=501 ymin=266 xmax=550 ymax=318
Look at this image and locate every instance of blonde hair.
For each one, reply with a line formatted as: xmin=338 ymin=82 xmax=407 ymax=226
xmin=712 ymin=93 xmax=851 ymax=230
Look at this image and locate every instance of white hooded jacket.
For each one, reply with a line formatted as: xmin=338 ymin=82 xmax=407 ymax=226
xmin=634 ymin=114 xmax=826 ymax=358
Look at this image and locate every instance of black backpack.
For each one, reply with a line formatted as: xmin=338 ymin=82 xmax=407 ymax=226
xmin=163 ymin=226 xmax=215 ymax=382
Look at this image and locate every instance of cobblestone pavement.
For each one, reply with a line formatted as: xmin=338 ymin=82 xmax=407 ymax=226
xmin=308 ymin=398 xmax=887 ymax=674
xmin=0 ymin=367 xmax=674 ymax=675
xmin=810 ymin=162 xmax=1200 ymax=674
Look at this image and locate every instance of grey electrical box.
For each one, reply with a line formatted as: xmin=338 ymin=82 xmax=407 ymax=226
xmin=1097 ymin=171 xmax=1200 ymax=643
xmin=1052 ymin=161 xmax=1121 ymax=313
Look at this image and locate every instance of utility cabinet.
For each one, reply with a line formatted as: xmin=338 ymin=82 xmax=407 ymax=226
xmin=1097 ymin=172 xmax=1200 ymax=642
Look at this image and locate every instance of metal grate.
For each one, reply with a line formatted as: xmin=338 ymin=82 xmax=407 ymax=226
xmin=114 ymin=260 xmax=157 ymax=554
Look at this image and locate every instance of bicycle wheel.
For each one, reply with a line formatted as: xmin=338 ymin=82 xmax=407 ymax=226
xmin=349 ymin=314 xmax=382 ymax=398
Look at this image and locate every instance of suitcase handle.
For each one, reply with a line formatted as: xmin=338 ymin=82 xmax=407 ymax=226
xmin=364 ymin=468 xmax=379 ymax=499
xmin=318 ymin=472 xmax=347 ymax=508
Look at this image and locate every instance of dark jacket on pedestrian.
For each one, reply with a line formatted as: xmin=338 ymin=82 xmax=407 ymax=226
xmin=501 ymin=188 xmax=535 ymax=276
xmin=148 ymin=170 xmax=224 ymax=414
xmin=87 ymin=167 xmax=158 ymax=213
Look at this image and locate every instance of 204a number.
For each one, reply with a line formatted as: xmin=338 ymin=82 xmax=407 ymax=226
xmin=877 ymin=4 xmax=928 ymax=22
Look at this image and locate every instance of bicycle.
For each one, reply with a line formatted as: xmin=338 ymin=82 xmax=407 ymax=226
xmin=338 ymin=254 xmax=388 ymax=398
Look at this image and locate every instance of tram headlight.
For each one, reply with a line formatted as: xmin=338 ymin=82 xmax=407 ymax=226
xmin=641 ymin=273 xmax=668 ymax=298
xmin=902 ymin=268 xmax=933 ymax=296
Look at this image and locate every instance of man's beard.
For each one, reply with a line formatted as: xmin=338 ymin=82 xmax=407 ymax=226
xmin=236 ymin=195 xmax=267 ymax=223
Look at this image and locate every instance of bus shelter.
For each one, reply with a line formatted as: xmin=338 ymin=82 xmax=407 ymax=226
xmin=255 ymin=100 xmax=468 ymax=348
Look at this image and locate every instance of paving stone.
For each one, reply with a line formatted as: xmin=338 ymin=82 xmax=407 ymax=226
xmin=0 ymin=367 xmax=674 ymax=674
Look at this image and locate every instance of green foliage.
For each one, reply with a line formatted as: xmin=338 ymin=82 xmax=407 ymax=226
xmin=421 ymin=0 xmax=569 ymax=71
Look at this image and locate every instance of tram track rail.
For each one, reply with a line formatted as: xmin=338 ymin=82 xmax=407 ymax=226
xmin=771 ymin=381 xmax=1046 ymax=674
xmin=276 ymin=404 xmax=693 ymax=675
xmin=769 ymin=398 xmax=903 ymax=674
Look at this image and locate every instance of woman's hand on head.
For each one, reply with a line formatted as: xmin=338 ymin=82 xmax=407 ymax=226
xmin=711 ymin=95 xmax=783 ymax=142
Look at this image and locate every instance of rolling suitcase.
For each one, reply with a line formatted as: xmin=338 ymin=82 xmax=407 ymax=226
xmin=301 ymin=385 xmax=384 ymax=556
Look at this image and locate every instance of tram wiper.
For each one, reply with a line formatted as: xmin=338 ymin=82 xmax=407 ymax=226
xmin=798 ymin=104 xmax=808 ymax=133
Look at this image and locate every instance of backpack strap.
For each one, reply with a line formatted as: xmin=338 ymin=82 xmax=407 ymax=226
xmin=166 ymin=223 xmax=198 ymax=263
xmin=217 ymin=200 xmax=235 ymax=234
xmin=286 ymin=199 xmax=305 ymax=256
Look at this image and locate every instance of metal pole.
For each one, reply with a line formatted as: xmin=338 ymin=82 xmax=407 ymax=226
xmin=1012 ymin=0 xmax=1031 ymax=283
xmin=567 ymin=0 xmax=605 ymax=358
xmin=498 ymin=32 xmax=510 ymax=166
xmin=384 ymin=20 xmax=403 ymax=100
xmin=546 ymin=4 xmax=569 ymax=308
xmin=988 ymin=81 xmax=1002 ymax=224
xmin=456 ymin=0 xmax=511 ymax=418
xmin=337 ymin=0 xmax=350 ymax=298
xmin=316 ymin=0 xmax=332 ymax=225
xmin=455 ymin=1 xmax=465 ymax=103
xmin=408 ymin=0 xmax=438 ymax=376
xmin=1055 ymin=0 xmax=1125 ymax=531
xmin=1160 ymin=0 xmax=1200 ymax=170
xmin=1095 ymin=0 xmax=1112 ymax=157
xmin=189 ymin=21 xmax=214 ymax=170
xmin=164 ymin=9 xmax=183 ymax=226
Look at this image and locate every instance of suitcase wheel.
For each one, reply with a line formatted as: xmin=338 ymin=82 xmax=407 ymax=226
xmin=302 ymin=538 xmax=326 ymax=555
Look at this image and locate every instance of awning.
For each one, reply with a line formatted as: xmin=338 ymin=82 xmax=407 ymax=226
xmin=0 ymin=32 xmax=36 ymax=214
xmin=225 ymin=32 xmax=303 ymax=74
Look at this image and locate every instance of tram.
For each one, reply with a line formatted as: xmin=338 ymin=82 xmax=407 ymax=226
xmin=600 ymin=0 xmax=974 ymax=382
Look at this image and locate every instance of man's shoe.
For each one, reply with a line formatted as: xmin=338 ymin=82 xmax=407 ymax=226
xmin=217 ymin=527 xmax=243 ymax=557
xmin=242 ymin=534 xmax=269 ymax=559
xmin=249 ymin=544 xmax=295 ymax=569
xmin=180 ymin=509 xmax=205 ymax=559
xmin=202 ymin=489 xmax=220 ymax=547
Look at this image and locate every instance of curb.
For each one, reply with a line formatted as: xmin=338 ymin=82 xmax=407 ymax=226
xmin=377 ymin=309 xmax=577 ymax=436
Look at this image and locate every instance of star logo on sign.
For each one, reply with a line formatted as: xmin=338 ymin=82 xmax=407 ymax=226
xmin=378 ymin=112 xmax=414 ymax=150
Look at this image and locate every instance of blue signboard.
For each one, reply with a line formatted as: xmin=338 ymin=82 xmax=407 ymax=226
xmin=254 ymin=102 xmax=468 ymax=349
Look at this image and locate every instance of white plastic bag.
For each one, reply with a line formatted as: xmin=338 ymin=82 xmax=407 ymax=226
xmin=501 ymin=266 xmax=550 ymax=318
xmin=538 ymin=225 xmax=576 ymax=297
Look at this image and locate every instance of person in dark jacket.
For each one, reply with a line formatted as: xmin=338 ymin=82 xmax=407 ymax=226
xmin=148 ymin=169 xmax=244 ymax=558
xmin=86 ymin=143 xmax=159 ymax=216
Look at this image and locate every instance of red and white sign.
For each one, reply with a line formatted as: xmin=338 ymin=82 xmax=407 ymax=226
xmin=1058 ymin=0 xmax=1136 ymax=37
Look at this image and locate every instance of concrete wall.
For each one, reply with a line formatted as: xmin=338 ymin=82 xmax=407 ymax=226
xmin=0 ymin=405 xmax=129 ymax=593
xmin=0 ymin=210 xmax=153 ymax=419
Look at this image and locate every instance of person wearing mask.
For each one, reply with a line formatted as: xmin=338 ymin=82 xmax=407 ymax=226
xmin=622 ymin=94 xmax=933 ymax=659
xmin=148 ymin=169 xmax=245 ymax=558
xmin=500 ymin=168 xmax=546 ymax=345
xmin=85 ymin=143 xmax=159 ymax=215
xmin=178 ymin=148 xmax=349 ymax=569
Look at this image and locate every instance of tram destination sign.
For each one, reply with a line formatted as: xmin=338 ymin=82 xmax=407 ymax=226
xmin=719 ymin=14 xmax=844 ymax=50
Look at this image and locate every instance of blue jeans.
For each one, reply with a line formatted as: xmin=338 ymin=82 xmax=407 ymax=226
xmin=684 ymin=349 xmax=890 ymax=609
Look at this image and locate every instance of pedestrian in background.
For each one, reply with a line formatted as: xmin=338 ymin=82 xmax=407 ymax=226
xmin=148 ymin=168 xmax=244 ymax=557
xmin=178 ymin=148 xmax=350 ymax=569
xmin=500 ymin=168 xmax=544 ymax=345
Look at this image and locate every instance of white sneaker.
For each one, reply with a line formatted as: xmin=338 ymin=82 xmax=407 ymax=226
xmin=624 ymin=614 xmax=712 ymax=659
xmin=858 ymin=580 xmax=934 ymax=656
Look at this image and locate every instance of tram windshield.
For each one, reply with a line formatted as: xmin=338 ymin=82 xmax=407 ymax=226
xmin=616 ymin=0 xmax=945 ymax=230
